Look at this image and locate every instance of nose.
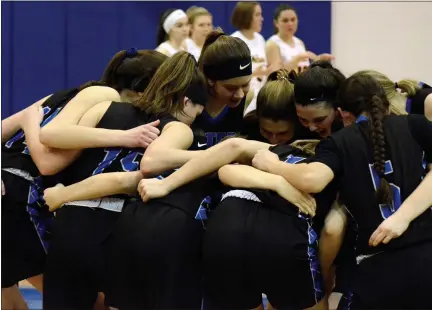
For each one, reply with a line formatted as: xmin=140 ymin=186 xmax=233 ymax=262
xmin=233 ymin=88 xmax=245 ymax=100
xmin=309 ymin=124 xmax=318 ymax=132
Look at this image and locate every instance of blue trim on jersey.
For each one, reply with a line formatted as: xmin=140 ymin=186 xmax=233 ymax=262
xmin=195 ymin=196 xmax=212 ymax=229
xmin=356 ymin=115 xmax=368 ymax=123
xmin=202 ymin=106 xmax=230 ymax=124
xmin=337 ymin=291 xmax=354 ymax=310
xmin=299 ymin=214 xmax=324 ymax=303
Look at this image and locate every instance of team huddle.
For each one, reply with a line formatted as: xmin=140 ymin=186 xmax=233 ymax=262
xmin=2 ymin=23 xmax=432 ymax=310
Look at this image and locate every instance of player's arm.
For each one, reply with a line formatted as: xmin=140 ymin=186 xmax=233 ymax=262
xmin=43 ymin=171 xmax=143 ymax=212
xmin=254 ymin=139 xmax=339 ymax=193
xmin=1 ymin=94 xmax=51 ymax=142
xmin=39 ymin=86 xmax=150 ymax=149
xmin=21 ymin=102 xmax=109 ymax=176
xmin=265 ymin=41 xmax=283 ymax=71
xmin=425 ymin=93 xmax=432 ymax=121
xmin=218 ymin=164 xmax=316 ymax=215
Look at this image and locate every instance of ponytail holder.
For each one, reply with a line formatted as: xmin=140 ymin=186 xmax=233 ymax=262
xmin=126 ymin=48 xmax=138 ymax=58
xmin=394 ymin=82 xmax=399 ymax=89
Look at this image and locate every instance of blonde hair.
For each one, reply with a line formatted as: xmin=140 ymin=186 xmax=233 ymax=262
xmin=354 ymin=70 xmax=421 ymax=115
xmin=290 ymin=140 xmax=320 ymax=156
xmin=186 ymin=6 xmax=212 ymax=26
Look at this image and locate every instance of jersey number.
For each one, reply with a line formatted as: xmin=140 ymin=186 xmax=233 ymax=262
xmin=368 ymin=160 xmax=402 ymax=220
xmin=92 ymin=148 xmax=142 ymax=175
xmin=5 ymin=106 xmax=61 ymax=155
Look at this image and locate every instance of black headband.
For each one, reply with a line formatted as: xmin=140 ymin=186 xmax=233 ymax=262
xmin=295 ymin=88 xmax=338 ymax=105
xmin=203 ymin=56 xmax=252 ymax=81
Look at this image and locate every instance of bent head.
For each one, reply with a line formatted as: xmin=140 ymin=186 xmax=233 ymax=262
xmin=256 ymin=69 xmax=298 ymax=144
xmin=199 ymin=30 xmax=252 ymax=108
xmin=294 ymin=61 xmax=346 ymax=137
xmin=137 ymin=51 xmax=208 ymax=125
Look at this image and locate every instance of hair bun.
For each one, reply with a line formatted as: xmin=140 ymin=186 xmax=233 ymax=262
xmin=309 ymin=60 xmax=334 ymax=70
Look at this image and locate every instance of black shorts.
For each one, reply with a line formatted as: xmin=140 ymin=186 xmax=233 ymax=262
xmin=43 ymin=206 xmax=119 ymax=310
xmin=1 ymin=171 xmax=46 ymax=288
xmin=105 ymin=200 xmax=204 ymax=310
xmin=203 ymin=197 xmax=324 ymax=310
xmin=338 ymin=240 xmax=432 ymax=310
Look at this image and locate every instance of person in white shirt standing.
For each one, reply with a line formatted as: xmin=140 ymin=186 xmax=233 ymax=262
xmin=266 ymin=4 xmax=334 ymax=73
xmin=231 ymin=2 xmax=277 ymax=115
xmin=155 ymin=9 xmax=190 ymax=57
xmin=185 ymin=6 xmax=213 ymax=62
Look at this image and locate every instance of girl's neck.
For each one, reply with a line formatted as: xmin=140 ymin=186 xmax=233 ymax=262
xmin=240 ymin=29 xmax=255 ymax=40
xmin=278 ymin=32 xmax=294 ymax=44
xmin=190 ymin=34 xmax=205 ymax=48
xmin=120 ymin=90 xmax=139 ymax=103
xmin=205 ymin=97 xmax=227 ymax=118
xmin=168 ymin=37 xmax=184 ymax=51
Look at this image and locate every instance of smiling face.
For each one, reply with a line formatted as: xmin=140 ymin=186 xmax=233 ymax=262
xmin=295 ymin=102 xmax=336 ymax=138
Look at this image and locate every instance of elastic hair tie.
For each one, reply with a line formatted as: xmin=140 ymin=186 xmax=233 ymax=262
xmin=126 ymin=48 xmax=138 ymax=58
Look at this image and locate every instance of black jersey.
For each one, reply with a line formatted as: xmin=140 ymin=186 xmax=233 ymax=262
xmin=190 ymin=98 xmax=247 ymax=150
xmin=407 ymin=82 xmax=432 ymax=115
xmin=242 ymin=144 xmax=337 ymax=229
xmin=60 ymin=102 xmax=176 ymax=196
xmin=313 ymin=114 xmax=432 ymax=255
xmin=2 ymin=88 xmax=79 ymax=177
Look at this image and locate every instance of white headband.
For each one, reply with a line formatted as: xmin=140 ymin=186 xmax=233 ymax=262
xmin=163 ymin=9 xmax=187 ymax=34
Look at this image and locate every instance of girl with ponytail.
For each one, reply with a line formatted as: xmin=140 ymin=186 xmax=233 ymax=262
xmin=251 ymin=73 xmax=432 ymax=309
xmin=355 ymin=69 xmax=432 ymax=120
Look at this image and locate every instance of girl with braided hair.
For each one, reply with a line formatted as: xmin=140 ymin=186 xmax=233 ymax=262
xmin=252 ymin=74 xmax=432 ymax=309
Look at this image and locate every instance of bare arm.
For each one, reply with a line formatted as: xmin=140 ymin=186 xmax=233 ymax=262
xmin=140 ymin=121 xmax=200 ymax=177
xmin=2 ymin=94 xmax=51 ymax=142
xmin=425 ymin=94 xmax=432 ymax=121
xmin=152 ymin=138 xmax=272 ymax=195
xmin=265 ymin=41 xmax=283 ymax=71
xmin=38 ymin=86 xmax=146 ymax=150
xmin=21 ymin=102 xmax=109 ymax=176
xmin=43 ymin=171 xmax=143 ymax=211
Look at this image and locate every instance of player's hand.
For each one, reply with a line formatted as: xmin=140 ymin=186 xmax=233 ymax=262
xmin=43 ymin=184 xmax=65 ymax=212
xmin=252 ymin=149 xmax=279 ymax=173
xmin=138 ymin=178 xmax=170 ymax=202
xmin=2 ymin=180 xmax=5 ymax=196
xmin=316 ymin=53 xmax=335 ymax=61
xmin=124 ymin=120 xmax=160 ymax=149
xmin=275 ymin=178 xmax=316 ymax=216
xmin=369 ymin=213 xmax=410 ymax=246
xmin=21 ymin=105 xmax=44 ymax=128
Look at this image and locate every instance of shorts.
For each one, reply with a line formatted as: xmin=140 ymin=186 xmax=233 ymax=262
xmin=1 ymin=171 xmax=46 ymax=288
xmin=338 ymin=240 xmax=432 ymax=310
xmin=43 ymin=205 xmax=119 ymax=310
xmin=203 ymin=197 xmax=324 ymax=310
xmin=105 ymin=200 xmax=204 ymax=310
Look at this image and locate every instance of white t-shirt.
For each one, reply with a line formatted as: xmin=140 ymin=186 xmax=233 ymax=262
xmin=185 ymin=38 xmax=202 ymax=61
xmin=267 ymin=34 xmax=309 ymax=68
xmin=155 ymin=41 xmax=185 ymax=57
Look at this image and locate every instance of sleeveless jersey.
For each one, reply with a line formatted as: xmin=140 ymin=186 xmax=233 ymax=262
xmin=2 ymin=88 xmax=80 ymax=177
xmin=191 ymin=98 xmax=247 ymax=150
xmin=316 ymin=115 xmax=432 ymax=255
xmin=60 ymin=102 xmax=176 ymax=198
xmin=246 ymin=144 xmax=337 ymax=228
xmin=407 ymin=82 xmax=432 ymax=115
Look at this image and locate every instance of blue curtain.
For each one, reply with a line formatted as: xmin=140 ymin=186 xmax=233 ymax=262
xmin=1 ymin=1 xmax=331 ymax=118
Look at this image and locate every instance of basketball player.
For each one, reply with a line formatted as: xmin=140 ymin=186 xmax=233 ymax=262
xmin=191 ymin=30 xmax=254 ymax=149
xmin=42 ymin=51 xmax=208 ymax=310
xmin=354 ymin=70 xmax=431 ymax=119
xmin=252 ymin=74 xmax=432 ymax=309
xmin=1 ymin=49 xmax=166 ymax=309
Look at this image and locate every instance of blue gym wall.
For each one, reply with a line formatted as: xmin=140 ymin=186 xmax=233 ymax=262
xmin=1 ymin=1 xmax=331 ymax=118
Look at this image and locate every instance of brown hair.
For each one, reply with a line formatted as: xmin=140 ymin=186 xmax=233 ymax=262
xmin=198 ymin=30 xmax=251 ymax=83
xmin=135 ymin=51 xmax=206 ymax=117
xmin=273 ymin=4 xmax=297 ymax=33
xmin=187 ymin=6 xmax=212 ymax=27
xmin=256 ymin=69 xmax=297 ymax=123
xmin=337 ymin=74 xmax=393 ymax=205
xmin=231 ymin=2 xmax=260 ymax=30
xmin=354 ymin=70 xmax=419 ymax=115
xmin=101 ymin=49 xmax=168 ymax=92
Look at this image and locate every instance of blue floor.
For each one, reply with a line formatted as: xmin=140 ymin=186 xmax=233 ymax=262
xmin=20 ymin=288 xmax=42 ymax=310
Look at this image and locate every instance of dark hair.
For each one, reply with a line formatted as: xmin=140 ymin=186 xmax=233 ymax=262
xmin=294 ymin=61 xmax=346 ymax=108
xmin=273 ymin=4 xmax=297 ymax=33
xmin=135 ymin=51 xmax=206 ymax=117
xmin=156 ymin=9 xmax=176 ymax=46
xmin=198 ymin=30 xmax=251 ymax=83
xmin=256 ymin=69 xmax=297 ymax=123
xmin=337 ymin=74 xmax=392 ymax=205
xmin=101 ymin=49 xmax=168 ymax=92
xmin=231 ymin=2 xmax=260 ymax=30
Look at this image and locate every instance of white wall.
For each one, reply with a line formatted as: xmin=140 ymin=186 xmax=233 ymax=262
xmin=332 ymin=0 xmax=432 ymax=83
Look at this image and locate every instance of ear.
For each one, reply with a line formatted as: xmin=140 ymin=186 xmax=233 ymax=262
xmin=183 ymin=96 xmax=191 ymax=106
xmin=338 ymin=108 xmax=356 ymax=126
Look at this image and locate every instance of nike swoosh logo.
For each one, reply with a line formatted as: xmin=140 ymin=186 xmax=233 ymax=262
xmin=239 ymin=63 xmax=251 ymax=70
xmin=197 ymin=142 xmax=207 ymax=148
